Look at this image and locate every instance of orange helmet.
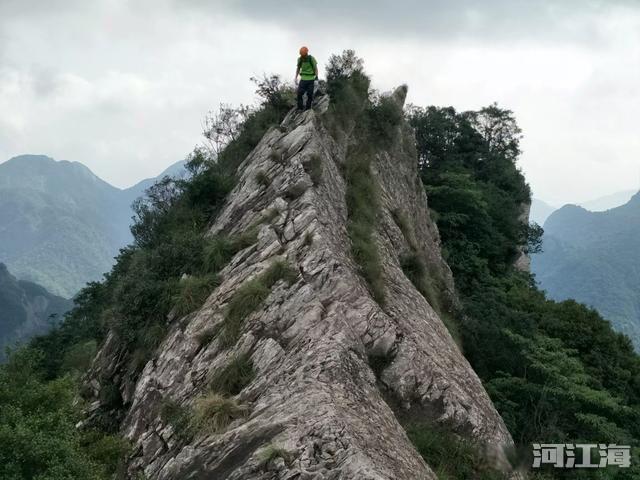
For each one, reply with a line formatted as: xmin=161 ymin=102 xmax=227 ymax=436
xmin=299 ymin=46 xmax=309 ymax=56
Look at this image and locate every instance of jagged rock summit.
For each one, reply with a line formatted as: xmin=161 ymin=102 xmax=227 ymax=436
xmin=90 ymin=89 xmax=516 ymax=479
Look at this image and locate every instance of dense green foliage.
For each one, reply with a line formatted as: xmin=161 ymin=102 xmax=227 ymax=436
xmin=532 ymin=197 xmax=640 ymax=349
xmin=0 ymin=348 xmax=128 ymax=479
xmin=410 ymin=105 xmax=640 ymax=477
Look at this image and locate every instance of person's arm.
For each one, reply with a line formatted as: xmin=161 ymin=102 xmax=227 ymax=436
xmin=295 ymin=66 xmax=300 ymax=84
xmin=313 ymin=58 xmax=319 ymax=79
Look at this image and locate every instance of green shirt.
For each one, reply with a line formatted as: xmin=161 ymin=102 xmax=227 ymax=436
xmin=298 ymin=55 xmax=317 ymax=80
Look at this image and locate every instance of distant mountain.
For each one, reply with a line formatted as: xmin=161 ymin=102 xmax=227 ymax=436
xmin=530 ymin=198 xmax=556 ymax=225
xmin=532 ymin=193 xmax=640 ymax=348
xmin=579 ymin=189 xmax=638 ymax=212
xmin=0 ymin=263 xmax=72 ymax=359
xmin=0 ymin=155 xmax=185 ymax=298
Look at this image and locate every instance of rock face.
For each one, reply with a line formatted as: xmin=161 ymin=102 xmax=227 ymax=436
xmin=514 ymin=201 xmax=532 ymax=272
xmin=89 ymin=91 xmax=516 ymax=478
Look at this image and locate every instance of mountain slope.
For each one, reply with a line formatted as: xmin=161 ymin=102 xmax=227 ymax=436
xmin=0 ymin=263 xmax=72 ymax=359
xmin=532 ymin=193 xmax=640 ymax=348
xmin=0 ymin=155 xmax=185 ymax=298
xmin=82 ymin=90 xmax=516 ymax=478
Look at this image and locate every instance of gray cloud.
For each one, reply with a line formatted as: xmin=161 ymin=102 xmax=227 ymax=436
xmin=0 ymin=0 xmax=639 ymax=204
xmin=183 ymin=0 xmax=637 ymax=46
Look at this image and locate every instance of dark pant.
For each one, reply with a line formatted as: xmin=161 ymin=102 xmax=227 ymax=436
xmin=297 ymin=79 xmax=315 ymax=110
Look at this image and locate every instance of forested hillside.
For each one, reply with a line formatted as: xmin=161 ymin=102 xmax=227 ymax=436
xmin=532 ymin=195 xmax=640 ymax=350
xmin=0 ymin=155 xmax=185 ymax=298
xmin=409 ymin=105 xmax=640 ymax=477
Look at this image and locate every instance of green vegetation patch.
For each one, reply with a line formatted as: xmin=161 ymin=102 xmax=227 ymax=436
xmin=172 ymin=274 xmax=220 ymax=317
xmin=218 ymin=261 xmax=297 ymax=348
xmin=345 ymin=147 xmax=385 ymax=305
xmin=192 ymin=393 xmax=249 ymax=434
xmin=259 ymin=444 xmax=293 ymax=468
xmin=0 ymin=348 xmax=129 ymax=479
xmin=325 ymin=51 xmax=405 ymax=307
xmin=406 ymin=422 xmax=507 ymax=480
xmin=255 ymin=170 xmax=272 ymax=187
xmin=303 ymin=154 xmax=323 ymax=186
xmin=410 ymin=104 xmax=640 ymax=477
xmin=209 ymin=353 xmax=255 ymax=395
xmin=160 ymin=398 xmax=196 ymax=443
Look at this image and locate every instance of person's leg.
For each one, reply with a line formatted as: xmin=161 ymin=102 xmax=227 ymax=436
xmin=296 ymin=81 xmax=305 ymax=110
xmin=305 ymin=80 xmax=314 ymax=110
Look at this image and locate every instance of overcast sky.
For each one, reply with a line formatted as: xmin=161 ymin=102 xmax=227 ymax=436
xmin=1 ymin=0 xmax=639 ymax=205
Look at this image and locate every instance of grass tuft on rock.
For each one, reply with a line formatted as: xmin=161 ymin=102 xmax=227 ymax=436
xmin=209 ymin=353 xmax=255 ymax=395
xmin=218 ymin=261 xmax=297 ymax=348
xmin=303 ymin=231 xmax=314 ymax=247
xmin=203 ymin=230 xmax=258 ymax=273
xmin=172 ymin=274 xmax=219 ymax=316
xmin=258 ymin=444 xmax=293 ymax=467
xmin=255 ymin=170 xmax=272 ymax=187
xmin=160 ymin=398 xmax=196 ymax=443
xmin=303 ymin=154 xmax=323 ymax=186
xmin=345 ymin=149 xmax=385 ymax=304
xmin=192 ymin=393 xmax=248 ymax=434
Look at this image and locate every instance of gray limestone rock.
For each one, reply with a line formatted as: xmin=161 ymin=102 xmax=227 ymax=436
xmin=88 ymin=92 xmax=518 ymax=479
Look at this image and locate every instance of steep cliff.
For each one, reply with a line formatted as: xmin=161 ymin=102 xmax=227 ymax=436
xmin=86 ymin=89 xmax=516 ymax=479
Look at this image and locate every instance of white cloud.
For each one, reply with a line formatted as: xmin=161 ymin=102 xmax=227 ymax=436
xmin=0 ymin=0 xmax=639 ymax=204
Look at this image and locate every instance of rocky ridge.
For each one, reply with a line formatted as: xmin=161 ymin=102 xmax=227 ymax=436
xmin=88 ymin=89 xmax=517 ymax=479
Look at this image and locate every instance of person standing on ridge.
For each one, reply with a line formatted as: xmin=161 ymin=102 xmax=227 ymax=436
xmin=295 ymin=46 xmax=318 ymax=111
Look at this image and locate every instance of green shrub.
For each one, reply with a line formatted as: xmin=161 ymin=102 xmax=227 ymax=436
xmin=172 ymin=274 xmax=219 ymax=317
xmin=192 ymin=393 xmax=248 ymax=434
xmin=80 ymin=431 xmax=130 ymax=476
xmin=400 ymin=253 xmax=439 ymax=307
xmin=303 ymin=154 xmax=323 ymax=186
xmin=209 ymin=353 xmax=255 ymax=395
xmin=255 ymin=170 xmax=271 ymax=187
xmin=325 ymin=50 xmax=370 ymax=129
xmin=367 ymin=94 xmax=404 ymax=149
xmin=0 ymin=348 xmax=126 ymax=479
